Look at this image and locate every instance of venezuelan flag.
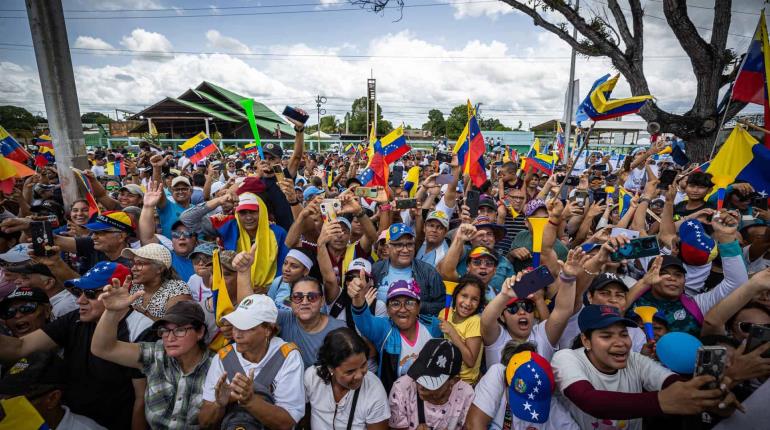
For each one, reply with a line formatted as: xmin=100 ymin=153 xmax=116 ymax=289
xmin=209 ymin=248 xmax=234 ymax=351
xmin=106 ymin=160 xmax=126 ymax=176
xmin=344 ymin=143 xmax=355 ymax=154
xmin=443 ymin=280 xmax=457 ymax=320
xmin=523 ymin=138 xmax=555 ymax=175
xmin=732 ymin=11 xmax=770 ymax=147
xmin=0 ymin=156 xmax=35 ymax=194
xmin=618 ymin=187 xmax=633 ymax=218
xmin=180 ymin=132 xmax=217 ymax=164
xmin=33 ymin=136 xmax=54 ymax=167
xmin=0 ymin=126 xmax=30 ymax=163
xmin=555 ymin=122 xmax=565 ymax=161
xmin=575 ymin=74 xmax=653 ymax=123
xmin=452 ymin=101 xmax=486 ymax=187
xmin=379 ymin=126 xmax=410 ymax=163
xmin=706 ymin=126 xmax=770 ymax=204
xmin=72 ymin=168 xmax=100 ymax=219
xmin=452 ymin=100 xmax=474 ymax=170
xmin=358 ymin=127 xmax=411 ymax=187
xmin=403 ymin=166 xmax=420 ymax=198
xmin=243 ymin=142 xmax=258 ymax=155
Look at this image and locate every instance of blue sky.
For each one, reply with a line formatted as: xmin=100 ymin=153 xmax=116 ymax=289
xmin=0 ymin=0 xmax=761 ymax=128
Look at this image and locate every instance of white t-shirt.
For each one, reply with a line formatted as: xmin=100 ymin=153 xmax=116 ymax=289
xmin=304 ymin=367 xmax=390 ymax=430
xmin=49 ymin=289 xmax=78 ymax=320
xmin=485 ymin=321 xmax=556 ymax=370
xmin=551 ymin=348 xmax=673 ymax=430
xmin=90 ymin=165 xmax=105 ymax=177
xmin=743 ymin=245 xmax=770 ymax=275
xmin=398 ymin=323 xmax=434 ymax=377
xmin=202 ymin=336 xmax=306 ymax=423
xmin=57 ymin=405 xmax=107 ymax=430
xmin=125 ymin=311 xmax=153 ymax=342
xmin=473 ymin=364 xmax=578 ymax=430
xmin=558 ymin=307 xmax=647 ymax=352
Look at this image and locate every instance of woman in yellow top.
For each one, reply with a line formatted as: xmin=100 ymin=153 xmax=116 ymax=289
xmin=439 ymin=274 xmax=485 ymax=385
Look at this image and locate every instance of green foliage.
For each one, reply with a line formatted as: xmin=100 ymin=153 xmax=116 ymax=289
xmin=445 ymin=104 xmax=469 ymax=140
xmin=81 ymin=112 xmax=113 ymax=124
xmin=347 ymin=96 xmax=393 ymax=136
xmin=0 ymin=105 xmax=38 ymax=130
xmin=421 ymin=109 xmax=446 ymax=137
xmin=478 ymin=117 xmax=513 ymax=131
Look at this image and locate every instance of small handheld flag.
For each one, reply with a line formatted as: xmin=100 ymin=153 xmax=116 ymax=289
xmin=443 ymin=280 xmax=457 ymax=320
xmin=180 ymin=132 xmax=217 ymax=164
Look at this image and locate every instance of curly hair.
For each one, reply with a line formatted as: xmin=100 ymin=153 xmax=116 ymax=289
xmin=314 ymin=327 xmax=369 ymax=384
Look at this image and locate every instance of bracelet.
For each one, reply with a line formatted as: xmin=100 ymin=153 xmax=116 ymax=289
xmin=380 ymin=204 xmax=392 ymax=211
xmin=638 ymin=197 xmax=651 ymax=204
xmin=559 ymin=272 xmax=577 ymax=283
xmin=548 ymin=219 xmax=560 ymax=227
xmin=583 ymin=267 xmax=599 ymax=276
xmin=294 ymin=125 xmax=305 ymax=133
xmin=288 ymin=200 xmax=300 ymax=206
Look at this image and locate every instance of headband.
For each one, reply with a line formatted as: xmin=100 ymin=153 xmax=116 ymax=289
xmin=287 ymin=249 xmax=314 ymax=270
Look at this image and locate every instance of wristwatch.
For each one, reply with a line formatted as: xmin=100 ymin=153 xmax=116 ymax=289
xmin=294 ymin=125 xmax=305 ymax=133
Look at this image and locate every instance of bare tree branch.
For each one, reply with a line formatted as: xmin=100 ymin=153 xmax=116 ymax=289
xmin=607 ymin=0 xmax=634 ymax=50
xmin=710 ymin=0 xmax=732 ymax=57
xmin=661 ymin=0 xmax=713 ymax=73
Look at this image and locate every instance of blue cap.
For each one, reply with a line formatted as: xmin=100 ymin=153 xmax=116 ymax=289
xmin=64 ymin=262 xmax=131 ymax=291
xmin=387 ymin=223 xmax=415 ymax=242
xmin=190 ymin=241 xmax=217 ymax=258
xmin=578 ymin=304 xmax=638 ymax=332
xmin=581 ymin=242 xmax=602 ymax=253
xmin=303 ymin=185 xmax=324 ymax=201
xmin=506 ymin=351 xmax=554 ymax=424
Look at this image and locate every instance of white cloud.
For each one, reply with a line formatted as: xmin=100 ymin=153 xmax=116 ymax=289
xmin=205 ymin=30 xmax=251 ymax=54
xmin=78 ymin=0 xmax=163 ymax=10
xmin=451 ymin=1 xmax=513 ymax=19
xmin=319 ymin=0 xmax=343 ymax=6
xmin=74 ymin=36 xmax=114 ymax=51
xmin=120 ymin=28 xmax=173 ymax=60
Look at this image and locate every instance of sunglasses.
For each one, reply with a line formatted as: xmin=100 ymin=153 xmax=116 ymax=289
xmin=470 ymin=258 xmax=496 ymax=268
xmin=171 ymin=231 xmax=196 ymax=239
xmin=290 ymin=292 xmax=322 ymax=304
xmin=506 ymin=300 xmax=535 ymax=314
xmin=0 ymin=302 xmax=39 ymax=319
xmin=67 ymin=287 xmax=103 ymax=300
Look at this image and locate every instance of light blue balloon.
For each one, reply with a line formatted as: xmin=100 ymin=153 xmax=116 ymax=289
xmin=656 ymin=332 xmax=702 ymax=374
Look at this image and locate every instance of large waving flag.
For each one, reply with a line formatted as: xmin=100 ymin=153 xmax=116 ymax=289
xmin=732 ymin=11 xmax=770 ymax=147
xmin=706 ymin=126 xmax=770 ymax=202
xmin=452 ymin=100 xmax=487 ymax=187
xmin=180 ymin=132 xmax=217 ymax=164
xmin=72 ymin=168 xmax=100 ymax=219
xmin=106 ymin=160 xmax=126 ymax=176
xmin=0 ymin=156 xmax=35 ymax=194
xmin=33 ymin=136 xmax=54 ymax=168
xmin=0 ymin=126 xmax=30 ymax=163
xmin=575 ymin=74 xmax=653 ymax=124
xmin=357 ymin=126 xmax=411 ymax=187
xmin=403 ymin=166 xmax=420 ymax=198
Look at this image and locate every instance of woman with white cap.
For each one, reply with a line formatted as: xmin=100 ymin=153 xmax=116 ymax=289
xmin=122 ymin=243 xmax=192 ymax=319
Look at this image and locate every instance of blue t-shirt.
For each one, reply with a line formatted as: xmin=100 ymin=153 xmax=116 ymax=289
xmin=268 ymin=276 xmax=292 ymax=311
xmin=376 ymin=264 xmax=416 ymax=302
xmin=157 ymin=199 xmax=191 ymax=238
xmin=276 ymin=309 xmax=346 ymax=368
xmin=171 ymin=252 xmax=195 ymax=284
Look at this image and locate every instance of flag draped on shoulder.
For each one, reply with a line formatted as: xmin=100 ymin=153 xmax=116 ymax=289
xmin=452 ymin=100 xmax=487 ymax=187
xmin=706 ymin=126 xmax=770 ymax=201
xmin=0 ymin=126 xmax=30 ymax=163
xmin=209 ymin=248 xmax=233 ymax=351
xmin=731 ymin=11 xmax=770 ymax=147
xmin=180 ymin=132 xmax=216 ymax=164
xmin=357 ymin=126 xmax=410 ymax=187
xmin=575 ymin=74 xmax=653 ymax=124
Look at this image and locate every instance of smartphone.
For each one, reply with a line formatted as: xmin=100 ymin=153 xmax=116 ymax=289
xmin=513 ymin=265 xmax=555 ymax=299
xmin=354 ymin=187 xmax=378 ymax=198
xmin=610 ymin=227 xmax=640 ymax=240
xmin=593 ymin=190 xmax=607 ymax=203
xmin=390 ymin=166 xmax=404 ymax=187
xmin=466 ymin=190 xmax=480 ymax=219
xmin=395 ymin=198 xmax=418 ymax=210
xmin=322 ymin=199 xmax=342 ymax=213
xmin=436 ymin=152 xmax=452 ymax=163
xmin=319 ymin=202 xmax=338 ymax=223
xmin=746 ymin=324 xmax=770 ymax=358
xmin=694 ymin=346 xmax=727 ymax=389
xmin=435 ymin=174 xmax=454 ymax=185
xmin=282 ymin=106 xmax=309 ymax=124
xmin=565 ymin=176 xmax=580 ymax=187
xmin=594 ymin=164 xmax=608 ymax=172
xmin=572 ymin=190 xmax=589 ymax=208
xmin=611 ymin=236 xmax=660 ymax=261
xmin=272 ymin=164 xmax=284 ymax=181
xmin=30 ymin=221 xmax=54 ymax=257
xmin=752 ymin=195 xmax=769 ymax=211
xmin=657 ymin=169 xmax=677 ymax=189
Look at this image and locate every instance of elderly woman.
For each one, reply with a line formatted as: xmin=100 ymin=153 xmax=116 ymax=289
xmin=121 ymin=243 xmax=193 ymax=319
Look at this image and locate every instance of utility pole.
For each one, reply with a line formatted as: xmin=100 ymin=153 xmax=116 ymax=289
xmin=315 ymin=95 xmax=327 ymax=152
xmin=563 ymin=0 xmax=579 ymax=161
xmin=26 ymin=0 xmax=89 ymax=208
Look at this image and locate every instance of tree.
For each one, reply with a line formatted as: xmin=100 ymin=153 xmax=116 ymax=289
xmin=352 ymin=0 xmax=744 ymax=161
xmin=421 ymin=109 xmax=446 ymax=137
xmin=81 ymin=112 xmax=113 ymax=124
xmin=445 ymin=104 xmax=469 ymax=140
xmin=478 ymin=117 xmax=513 ymax=132
xmin=0 ymin=105 xmax=38 ymax=130
xmin=347 ymin=96 xmax=395 ymax=136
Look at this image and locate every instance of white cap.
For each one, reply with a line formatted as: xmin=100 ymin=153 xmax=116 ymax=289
xmin=222 ymin=294 xmax=278 ymax=330
xmin=0 ymin=244 xmax=31 ymax=263
xmin=346 ymin=258 xmax=372 ymax=275
xmin=211 ymin=181 xmax=226 ymax=196
xmin=171 ymin=176 xmax=191 ymax=188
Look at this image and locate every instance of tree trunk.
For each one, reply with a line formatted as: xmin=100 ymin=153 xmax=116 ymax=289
xmin=681 ymin=133 xmax=715 ymax=163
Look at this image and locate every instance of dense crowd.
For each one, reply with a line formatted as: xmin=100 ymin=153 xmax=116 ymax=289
xmin=0 ymin=121 xmax=769 ymax=430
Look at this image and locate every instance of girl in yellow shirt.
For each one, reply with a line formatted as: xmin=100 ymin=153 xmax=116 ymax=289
xmin=439 ymin=275 xmax=485 ymax=385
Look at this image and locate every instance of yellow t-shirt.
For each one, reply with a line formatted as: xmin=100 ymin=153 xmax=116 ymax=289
xmin=441 ymin=308 xmax=483 ymax=385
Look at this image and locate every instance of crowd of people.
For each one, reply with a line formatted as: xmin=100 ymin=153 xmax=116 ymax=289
xmin=0 ymin=120 xmax=769 ymax=430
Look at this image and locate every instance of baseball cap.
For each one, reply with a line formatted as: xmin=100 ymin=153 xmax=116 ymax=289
xmin=478 ymin=195 xmax=497 ymax=210
xmin=472 ymin=216 xmax=505 ymax=241
xmin=151 ymin=300 xmax=205 ymax=330
xmin=376 ymin=230 xmax=388 ymax=244
xmin=64 ymin=262 xmax=131 ymax=291
xmin=84 ymin=210 xmax=135 ymax=234
xmin=219 ymin=250 xmax=237 ymax=272
xmin=407 ymin=339 xmax=461 ymax=390
xmin=678 ymin=220 xmax=717 ymax=266
xmin=119 ymin=184 xmax=144 ymax=196
xmin=468 ymin=246 xmax=498 ymax=263
xmin=346 ymin=258 xmax=372 ymax=275
xmin=222 ymin=294 xmax=278 ymax=330
xmin=588 ymin=273 xmax=629 ymax=292
xmin=581 ymin=242 xmax=602 ymax=253
xmin=6 ymin=263 xmax=54 ymax=278
xmin=524 ymin=199 xmax=548 ymax=217
xmin=657 ymin=255 xmax=686 ymax=273
xmin=263 ymin=142 xmax=283 ymax=159
xmin=386 ymin=279 xmax=421 ymax=301
xmin=121 ymin=243 xmax=172 ymax=269
xmin=0 ymin=244 xmax=31 ymax=264
xmin=171 ymin=176 xmax=191 ymax=188
xmin=0 ymin=351 xmax=66 ymax=396
xmin=578 ymin=304 xmax=638 ymax=332
xmin=190 ymin=242 xmax=218 ymax=259
xmin=505 ymin=350 xmax=555 ymax=424
xmin=303 ymin=186 xmax=325 ymax=201
xmin=425 ymin=210 xmax=449 ymax=229
xmin=1 ymin=286 xmax=49 ymax=306
xmin=211 ymin=181 xmax=226 ymax=196
xmin=236 ymin=192 xmax=260 ymax=213
xmin=387 ymin=223 xmax=415 ymax=242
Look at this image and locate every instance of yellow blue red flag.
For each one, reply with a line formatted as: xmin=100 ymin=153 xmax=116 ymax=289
xmin=732 ymin=11 xmax=770 ymax=147
xmin=575 ymin=74 xmax=653 ymax=124
xmin=0 ymin=126 xmax=30 ymax=163
xmin=180 ymin=132 xmax=217 ymax=164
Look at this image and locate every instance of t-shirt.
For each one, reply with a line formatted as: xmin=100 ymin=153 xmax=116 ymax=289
xmin=673 ymin=200 xmax=716 ymax=219
xmin=158 ymin=199 xmax=192 ymax=239
xmin=743 ymin=245 xmax=770 ymax=275
xmin=397 ymin=322 xmax=434 ymax=377
xmin=376 ymin=264 xmax=415 ymax=302
xmin=497 ymin=213 xmax=527 ymax=255
xmin=276 ymin=309 xmax=346 ymax=368
xmin=267 ymin=276 xmax=291 ymax=311
xmin=171 ymin=252 xmax=195 ymax=284
xmin=49 ymin=289 xmax=78 ymax=320
xmin=472 ymin=364 xmax=578 ymax=430
xmin=388 ymin=375 xmax=474 ymax=430
xmin=485 ymin=321 xmax=556 ymax=369
xmin=74 ymin=237 xmax=133 ymax=275
xmin=443 ymin=309 xmax=483 ymax=384
xmin=551 ymin=348 xmax=673 ymax=430
xmin=558 ymin=306 xmax=647 ymax=352
xmin=304 ymin=367 xmax=390 ymax=430
xmin=42 ymin=310 xmax=146 ymax=430
xmin=57 ymin=405 xmax=107 ymax=430
xmin=416 ymin=241 xmax=449 ymax=266
xmin=202 ymin=336 xmax=306 ymax=423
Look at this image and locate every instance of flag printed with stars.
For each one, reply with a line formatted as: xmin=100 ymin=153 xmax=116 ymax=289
xmin=505 ymin=350 xmax=555 ymax=424
xmin=678 ymin=219 xmax=717 ymax=266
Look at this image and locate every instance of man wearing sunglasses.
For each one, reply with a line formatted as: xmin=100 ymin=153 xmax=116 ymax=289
xmin=6 ymin=263 xmax=77 ymax=320
xmin=0 ymin=261 xmax=153 ymax=430
xmin=0 ymin=286 xmax=51 ymax=337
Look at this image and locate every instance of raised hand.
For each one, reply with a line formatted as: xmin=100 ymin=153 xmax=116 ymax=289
xmin=232 ymin=242 xmax=257 ymax=273
xmin=643 ymin=255 xmax=663 ymax=285
xmin=143 ymin=180 xmax=164 ymax=207
xmin=347 ymin=269 xmax=367 ymax=307
xmin=149 ymin=154 xmax=167 ymax=169
xmin=559 ymin=248 xmax=589 ymax=278
xmin=500 ymin=272 xmax=525 ymax=299
xmin=711 ymin=209 xmax=739 ymax=241
xmin=546 ymin=197 xmax=564 ymax=220
xmin=456 ymin=223 xmax=477 ymax=242
xmin=98 ymin=276 xmax=143 ymax=312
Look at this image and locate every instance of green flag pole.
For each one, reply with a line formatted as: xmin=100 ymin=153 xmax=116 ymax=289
xmin=240 ymin=98 xmax=264 ymax=159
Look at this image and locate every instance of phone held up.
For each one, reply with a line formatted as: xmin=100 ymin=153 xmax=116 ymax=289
xmin=694 ymin=346 xmax=727 ymax=389
xmin=30 ymin=221 xmax=55 ymax=257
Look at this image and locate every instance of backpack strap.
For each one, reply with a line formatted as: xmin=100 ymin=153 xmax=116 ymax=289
xmin=416 ymin=396 xmax=426 ymax=425
xmin=252 ymin=342 xmax=298 ymax=400
xmin=218 ymin=344 xmax=246 ymax=383
xmin=345 ymin=388 xmax=361 ymax=430
xmin=680 ymin=294 xmax=705 ymax=324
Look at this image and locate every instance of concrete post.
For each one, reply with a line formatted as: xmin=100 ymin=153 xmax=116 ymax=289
xmin=26 ymin=0 xmax=89 ymax=209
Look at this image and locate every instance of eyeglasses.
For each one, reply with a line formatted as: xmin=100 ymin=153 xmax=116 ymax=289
xmin=192 ymin=258 xmax=212 ymax=267
xmin=172 ymin=187 xmax=191 ymax=193
xmin=737 ymin=322 xmax=769 ymax=333
xmin=67 ymin=287 xmax=103 ymax=300
xmin=389 ymin=241 xmax=415 ymax=250
xmin=470 ymin=258 xmax=496 ymax=268
xmin=171 ymin=231 xmax=196 ymax=239
xmin=506 ymin=300 xmax=535 ymax=314
xmin=290 ymin=292 xmax=322 ymax=304
xmin=0 ymin=302 xmax=39 ymax=319
xmin=157 ymin=325 xmax=194 ymax=339
xmin=387 ymin=298 xmax=419 ymax=310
